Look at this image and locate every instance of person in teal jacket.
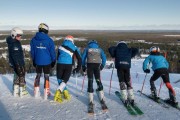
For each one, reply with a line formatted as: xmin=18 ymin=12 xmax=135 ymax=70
xmin=143 ymin=46 xmax=178 ymax=106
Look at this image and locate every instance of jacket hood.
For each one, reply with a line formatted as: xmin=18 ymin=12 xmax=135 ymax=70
xmin=34 ymin=32 xmax=50 ymax=41
xmin=88 ymin=41 xmax=99 ymax=48
xmin=62 ymin=40 xmax=74 ymax=46
xmin=6 ymin=36 xmax=16 ymax=44
xmin=117 ymin=42 xmax=128 ymax=50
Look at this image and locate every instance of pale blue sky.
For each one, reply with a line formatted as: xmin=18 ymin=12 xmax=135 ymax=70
xmin=0 ymin=0 xmax=180 ymax=30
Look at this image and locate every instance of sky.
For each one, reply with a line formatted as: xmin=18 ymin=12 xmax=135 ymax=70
xmin=0 ymin=0 xmax=180 ymax=30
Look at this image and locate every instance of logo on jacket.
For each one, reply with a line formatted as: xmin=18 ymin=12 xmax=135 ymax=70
xmin=36 ymin=43 xmax=46 ymax=49
xmin=14 ymin=47 xmax=19 ymax=51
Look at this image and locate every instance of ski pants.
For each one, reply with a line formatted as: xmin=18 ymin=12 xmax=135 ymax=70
xmin=117 ymin=68 xmax=132 ymax=90
xmin=34 ymin=65 xmax=51 ymax=89
xmin=56 ymin=64 xmax=72 ymax=83
xmin=87 ymin=63 xmax=103 ymax=93
xmin=150 ymin=68 xmax=175 ymax=96
xmin=13 ymin=65 xmax=26 ymax=87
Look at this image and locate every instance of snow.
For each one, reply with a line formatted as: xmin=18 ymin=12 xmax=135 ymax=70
xmin=0 ymin=59 xmax=180 ymax=120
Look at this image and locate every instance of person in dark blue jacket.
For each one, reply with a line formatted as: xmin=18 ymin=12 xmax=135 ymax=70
xmin=54 ymin=35 xmax=82 ymax=103
xmin=82 ymin=40 xmax=107 ymax=111
xmin=143 ymin=46 xmax=178 ymax=106
xmin=30 ymin=23 xmax=56 ymax=100
xmin=6 ymin=27 xmax=27 ymax=97
xmin=108 ymin=41 xmax=138 ymax=106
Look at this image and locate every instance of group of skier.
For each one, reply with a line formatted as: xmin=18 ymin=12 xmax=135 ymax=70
xmin=6 ymin=23 xmax=178 ymax=112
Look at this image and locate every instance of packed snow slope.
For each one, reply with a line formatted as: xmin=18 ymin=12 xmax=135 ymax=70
xmin=0 ymin=59 xmax=180 ymax=120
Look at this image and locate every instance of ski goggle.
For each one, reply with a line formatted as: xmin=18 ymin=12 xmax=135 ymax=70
xmin=16 ymin=34 xmax=22 ymax=37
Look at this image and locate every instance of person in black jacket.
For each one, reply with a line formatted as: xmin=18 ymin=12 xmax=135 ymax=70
xmin=108 ymin=41 xmax=138 ymax=106
xmin=6 ymin=27 xmax=27 ymax=97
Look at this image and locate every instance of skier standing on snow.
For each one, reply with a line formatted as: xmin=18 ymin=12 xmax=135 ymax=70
xmin=30 ymin=23 xmax=56 ymax=100
xmin=6 ymin=27 xmax=27 ymax=97
xmin=108 ymin=41 xmax=138 ymax=106
xmin=82 ymin=40 xmax=107 ymax=112
xmin=143 ymin=46 xmax=178 ymax=106
xmin=54 ymin=35 xmax=82 ymax=103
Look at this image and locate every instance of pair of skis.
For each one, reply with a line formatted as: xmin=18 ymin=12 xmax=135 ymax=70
xmin=137 ymin=90 xmax=180 ymax=111
xmin=88 ymin=90 xmax=108 ymax=115
xmin=115 ymin=91 xmax=144 ymax=116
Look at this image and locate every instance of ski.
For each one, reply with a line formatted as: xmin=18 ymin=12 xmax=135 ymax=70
xmin=115 ymin=91 xmax=137 ymax=115
xmin=88 ymin=102 xmax=94 ymax=115
xmin=137 ymin=90 xmax=169 ymax=108
xmin=131 ymin=104 xmax=144 ymax=115
xmin=161 ymin=99 xmax=180 ymax=111
xmin=96 ymin=90 xmax=108 ymax=111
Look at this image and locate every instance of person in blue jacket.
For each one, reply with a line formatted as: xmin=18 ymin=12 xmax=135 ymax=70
xmin=143 ymin=46 xmax=178 ymax=106
xmin=54 ymin=35 xmax=82 ymax=103
xmin=108 ymin=41 xmax=138 ymax=106
xmin=6 ymin=27 xmax=27 ymax=97
xmin=30 ymin=23 xmax=56 ymax=100
xmin=82 ymin=40 xmax=107 ymax=111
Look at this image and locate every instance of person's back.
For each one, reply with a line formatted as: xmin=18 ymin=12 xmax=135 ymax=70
xmin=108 ymin=41 xmax=138 ymax=106
xmin=82 ymin=40 xmax=107 ymax=114
xmin=30 ymin=23 xmax=56 ymax=100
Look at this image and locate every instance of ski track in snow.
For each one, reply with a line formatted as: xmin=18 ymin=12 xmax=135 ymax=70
xmin=0 ymin=59 xmax=180 ymax=120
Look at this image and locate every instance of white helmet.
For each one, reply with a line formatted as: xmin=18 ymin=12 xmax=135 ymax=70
xmin=150 ymin=46 xmax=160 ymax=53
xmin=38 ymin=23 xmax=49 ymax=34
xmin=11 ymin=27 xmax=23 ymax=39
xmin=64 ymin=35 xmax=74 ymax=43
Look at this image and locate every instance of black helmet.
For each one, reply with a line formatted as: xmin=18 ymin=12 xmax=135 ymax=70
xmin=38 ymin=23 xmax=49 ymax=34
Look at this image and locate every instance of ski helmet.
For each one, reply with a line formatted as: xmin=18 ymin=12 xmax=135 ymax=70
xmin=150 ymin=46 xmax=160 ymax=53
xmin=11 ymin=27 xmax=23 ymax=39
xmin=65 ymin=35 xmax=74 ymax=43
xmin=88 ymin=40 xmax=97 ymax=44
xmin=38 ymin=23 xmax=49 ymax=34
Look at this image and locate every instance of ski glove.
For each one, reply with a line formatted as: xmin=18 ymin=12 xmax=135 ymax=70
xmin=51 ymin=61 xmax=56 ymax=68
xmin=82 ymin=66 xmax=86 ymax=72
xmin=144 ymin=69 xmax=150 ymax=73
xmin=100 ymin=65 xmax=104 ymax=70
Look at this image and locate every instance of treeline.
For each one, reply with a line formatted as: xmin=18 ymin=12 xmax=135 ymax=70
xmin=0 ymin=30 xmax=180 ymax=74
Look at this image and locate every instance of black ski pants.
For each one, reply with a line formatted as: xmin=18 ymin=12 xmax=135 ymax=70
xmin=87 ymin=63 xmax=103 ymax=93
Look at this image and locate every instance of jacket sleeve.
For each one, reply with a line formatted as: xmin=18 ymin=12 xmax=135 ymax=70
xmin=49 ymin=39 xmax=56 ymax=62
xmin=82 ymin=48 xmax=88 ymax=66
xmin=143 ymin=56 xmax=150 ymax=71
xmin=131 ymin=48 xmax=139 ymax=58
xmin=74 ymin=48 xmax=82 ymax=71
xmin=164 ymin=58 xmax=169 ymax=69
xmin=100 ymin=48 xmax=106 ymax=67
xmin=108 ymin=46 xmax=116 ymax=58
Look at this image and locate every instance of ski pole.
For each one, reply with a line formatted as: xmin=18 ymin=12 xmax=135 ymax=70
xmin=158 ymin=78 xmax=164 ymax=96
xmin=81 ymin=73 xmax=86 ymax=92
xmin=140 ymin=73 xmax=148 ymax=96
xmin=109 ymin=64 xmax=114 ymax=95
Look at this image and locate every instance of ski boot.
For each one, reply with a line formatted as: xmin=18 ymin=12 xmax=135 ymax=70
xmin=150 ymin=90 xmax=160 ymax=102
xmin=127 ymin=89 xmax=135 ymax=106
xmin=54 ymin=90 xmax=63 ymax=103
xmin=44 ymin=88 xmax=50 ymax=100
xmin=22 ymin=85 xmax=28 ymax=96
xmin=19 ymin=86 xmax=23 ymax=98
xmin=63 ymin=90 xmax=71 ymax=100
xmin=88 ymin=102 xmax=94 ymax=115
xmin=13 ymin=85 xmax=19 ymax=97
xmin=121 ymin=89 xmax=128 ymax=105
xmin=34 ymin=86 xmax=40 ymax=98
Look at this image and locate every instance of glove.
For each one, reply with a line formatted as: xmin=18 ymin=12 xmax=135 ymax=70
xmin=100 ymin=65 xmax=104 ymax=70
xmin=82 ymin=66 xmax=86 ymax=72
xmin=144 ymin=69 xmax=150 ymax=73
xmin=51 ymin=61 xmax=56 ymax=68
xmin=73 ymin=68 xmax=79 ymax=74
xmin=33 ymin=61 xmax=36 ymax=68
